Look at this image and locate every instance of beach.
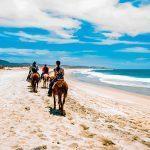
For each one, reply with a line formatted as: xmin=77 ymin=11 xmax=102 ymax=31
xmin=0 ymin=68 xmax=150 ymax=150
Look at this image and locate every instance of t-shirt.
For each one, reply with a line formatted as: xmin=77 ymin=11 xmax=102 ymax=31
xmin=42 ymin=66 xmax=49 ymax=73
xmin=54 ymin=67 xmax=64 ymax=79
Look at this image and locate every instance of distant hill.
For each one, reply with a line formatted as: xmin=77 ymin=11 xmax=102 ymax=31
xmin=0 ymin=59 xmax=110 ymax=69
xmin=0 ymin=59 xmax=30 ymax=67
xmin=0 ymin=59 xmax=10 ymax=66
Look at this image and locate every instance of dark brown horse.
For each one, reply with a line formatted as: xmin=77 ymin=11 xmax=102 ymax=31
xmin=31 ymin=73 xmax=40 ymax=92
xmin=50 ymin=77 xmax=68 ymax=115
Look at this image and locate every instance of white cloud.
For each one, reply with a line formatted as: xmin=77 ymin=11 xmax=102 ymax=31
xmin=0 ymin=48 xmax=51 ymax=56
xmin=0 ymin=0 xmax=150 ymax=38
xmin=4 ymin=31 xmax=81 ymax=44
xmin=3 ymin=31 xmax=150 ymax=45
xmin=117 ymin=47 xmax=150 ymax=53
xmin=0 ymin=0 xmax=80 ymax=38
xmin=97 ymin=39 xmax=150 ymax=45
xmin=136 ymin=57 xmax=149 ymax=61
xmin=102 ymin=32 xmax=122 ymax=40
xmin=0 ymin=48 xmax=71 ymax=63
xmin=133 ymin=0 xmax=150 ymax=6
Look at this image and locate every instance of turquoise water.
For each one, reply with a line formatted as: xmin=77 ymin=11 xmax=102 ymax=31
xmin=94 ymin=69 xmax=150 ymax=78
xmin=73 ymin=69 xmax=150 ymax=96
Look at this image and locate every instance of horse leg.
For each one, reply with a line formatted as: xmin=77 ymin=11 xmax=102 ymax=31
xmin=46 ymin=79 xmax=47 ymax=88
xmin=34 ymin=82 xmax=36 ymax=92
xmin=46 ymin=79 xmax=48 ymax=88
xmin=32 ymin=80 xmax=35 ymax=92
xmin=62 ymin=86 xmax=68 ymax=109
xmin=43 ymin=79 xmax=45 ymax=88
xmin=58 ymin=94 xmax=61 ymax=110
xmin=53 ymin=95 xmax=56 ymax=110
xmin=59 ymin=94 xmax=64 ymax=115
xmin=31 ymin=81 xmax=34 ymax=92
xmin=33 ymin=83 xmax=35 ymax=92
xmin=61 ymin=94 xmax=65 ymax=111
xmin=36 ymin=82 xmax=38 ymax=92
xmin=63 ymin=93 xmax=67 ymax=105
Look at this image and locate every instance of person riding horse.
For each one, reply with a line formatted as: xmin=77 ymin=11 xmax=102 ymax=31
xmin=31 ymin=66 xmax=40 ymax=92
xmin=48 ymin=61 xmax=64 ymax=96
xmin=27 ymin=61 xmax=39 ymax=81
xmin=41 ymin=64 xmax=49 ymax=79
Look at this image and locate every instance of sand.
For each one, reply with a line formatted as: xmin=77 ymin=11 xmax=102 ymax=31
xmin=0 ymin=68 xmax=149 ymax=150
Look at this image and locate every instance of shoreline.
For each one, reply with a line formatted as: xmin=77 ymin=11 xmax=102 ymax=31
xmin=69 ymin=68 xmax=150 ymax=96
xmin=66 ymin=69 xmax=150 ymax=102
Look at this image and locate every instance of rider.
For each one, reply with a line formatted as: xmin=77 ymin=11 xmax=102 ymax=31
xmin=41 ymin=64 xmax=49 ymax=79
xmin=27 ymin=61 xmax=39 ymax=80
xmin=48 ymin=60 xmax=64 ymax=96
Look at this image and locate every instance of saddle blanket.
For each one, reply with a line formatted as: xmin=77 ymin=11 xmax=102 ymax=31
xmin=52 ymin=79 xmax=66 ymax=89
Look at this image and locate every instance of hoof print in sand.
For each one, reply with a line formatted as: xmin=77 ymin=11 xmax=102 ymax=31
xmin=15 ymin=148 xmax=23 ymax=150
xmin=32 ymin=145 xmax=47 ymax=150
xmin=25 ymin=106 xmax=30 ymax=111
xmin=102 ymin=138 xmax=115 ymax=146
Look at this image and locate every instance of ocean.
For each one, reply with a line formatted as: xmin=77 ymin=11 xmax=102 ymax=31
xmin=72 ymin=69 xmax=150 ymax=96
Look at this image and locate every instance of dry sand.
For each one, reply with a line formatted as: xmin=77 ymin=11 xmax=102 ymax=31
xmin=0 ymin=68 xmax=149 ymax=150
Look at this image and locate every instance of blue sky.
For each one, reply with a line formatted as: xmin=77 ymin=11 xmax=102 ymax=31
xmin=0 ymin=0 xmax=150 ymax=68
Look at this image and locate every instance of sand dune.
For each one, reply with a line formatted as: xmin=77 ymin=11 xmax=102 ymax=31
xmin=0 ymin=68 xmax=149 ymax=150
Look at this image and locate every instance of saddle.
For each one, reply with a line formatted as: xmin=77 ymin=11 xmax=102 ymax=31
xmin=32 ymin=73 xmax=40 ymax=79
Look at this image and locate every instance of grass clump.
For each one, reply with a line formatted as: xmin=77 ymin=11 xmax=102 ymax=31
xmin=102 ymin=138 xmax=115 ymax=146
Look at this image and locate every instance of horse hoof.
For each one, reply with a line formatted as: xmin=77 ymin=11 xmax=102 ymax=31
xmin=61 ymin=110 xmax=66 ymax=116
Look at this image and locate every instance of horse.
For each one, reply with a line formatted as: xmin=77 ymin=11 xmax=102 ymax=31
xmin=31 ymin=73 xmax=40 ymax=92
xmin=49 ymin=77 xmax=68 ymax=115
xmin=42 ymin=74 xmax=49 ymax=88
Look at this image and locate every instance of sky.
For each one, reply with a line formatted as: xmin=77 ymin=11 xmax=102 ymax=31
xmin=0 ymin=0 xmax=150 ymax=68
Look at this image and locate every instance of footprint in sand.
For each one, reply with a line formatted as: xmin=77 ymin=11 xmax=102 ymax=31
xmin=101 ymin=137 xmax=116 ymax=147
xmin=37 ymin=132 xmax=48 ymax=140
xmin=24 ymin=106 xmax=30 ymax=111
xmin=15 ymin=148 xmax=23 ymax=150
xmin=69 ymin=143 xmax=79 ymax=149
xmin=11 ymin=145 xmax=23 ymax=150
xmin=80 ymin=124 xmax=96 ymax=138
xmin=32 ymin=145 xmax=47 ymax=150
xmin=80 ymin=124 xmax=89 ymax=130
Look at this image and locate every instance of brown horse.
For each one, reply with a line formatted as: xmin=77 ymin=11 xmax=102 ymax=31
xmin=42 ymin=74 xmax=49 ymax=88
xmin=31 ymin=73 xmax=40 ymax=92
xmin=50 ymin=77 xmax=68 ymax=115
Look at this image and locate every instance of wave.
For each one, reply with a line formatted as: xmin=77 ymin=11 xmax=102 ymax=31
xmin=74 ymin=69 xmax=150 ymax=88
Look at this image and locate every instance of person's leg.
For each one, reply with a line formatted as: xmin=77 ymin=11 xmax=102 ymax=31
xmin=48 ymin=78 xmax=57 ymax=96
xmin=41 ymin=73 xmax=44 ymax=79
xmin=26 ymin=74 xmax=29 ymax=81
xmin=27 ymin=72 xmax=31 ymax=81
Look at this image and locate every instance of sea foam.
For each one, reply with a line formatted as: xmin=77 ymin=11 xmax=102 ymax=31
xmin=74 ymin=69 xmax=150 ymax=88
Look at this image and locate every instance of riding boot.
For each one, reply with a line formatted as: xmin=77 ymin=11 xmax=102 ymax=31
xmin=48 ymin=82 xmax=53 ymax=96
xmin=26 ymin=74 xmax=30 ymax=81
xmin=41 ymin=73 xmax=44 ymax=79
xmin=48 ymin=87 xmax=52 ymax=96
xmin=48 ymin=78 xmax=57 ymax=96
